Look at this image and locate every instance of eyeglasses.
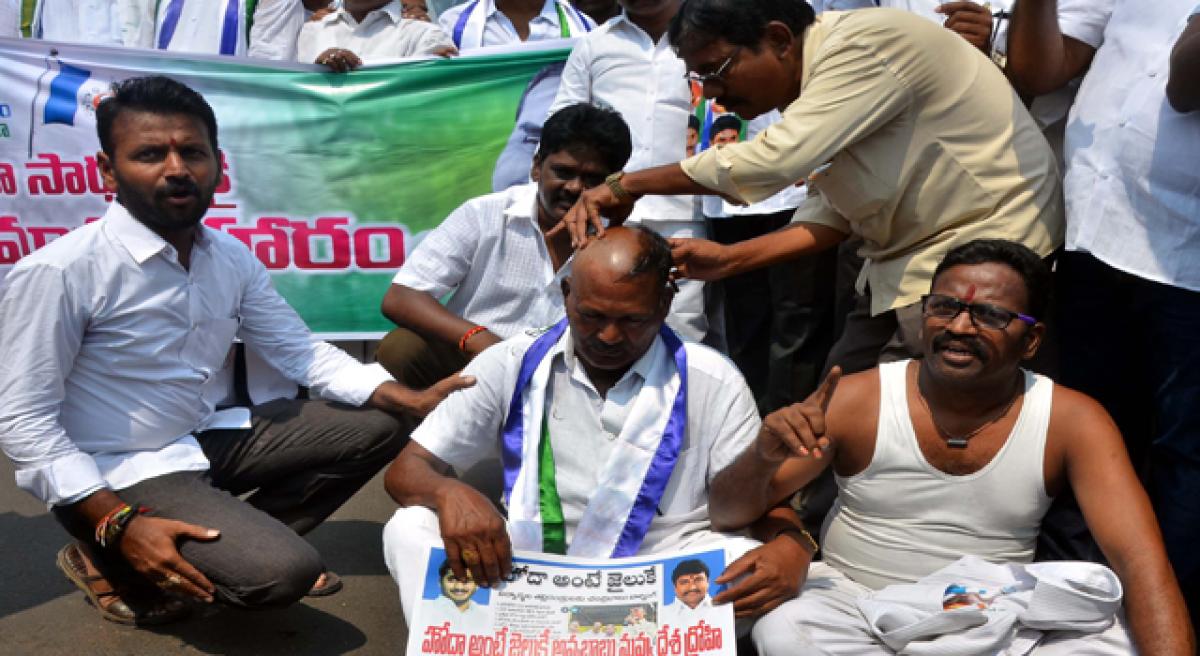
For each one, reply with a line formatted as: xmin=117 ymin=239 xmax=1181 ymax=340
xmin=683 ymin=47 xmax=741 ymax=85
xmin=921 ymin=293 xmax=1036 ymax=331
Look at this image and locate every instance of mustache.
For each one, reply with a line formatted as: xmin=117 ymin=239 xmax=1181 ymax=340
xmin=932 ymin=331 xmax=985 ymax=359
xmin=158 ymin=180 xmax=200 ymax=198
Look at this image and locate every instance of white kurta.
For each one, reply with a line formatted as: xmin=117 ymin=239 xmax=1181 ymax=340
xmin=383 ymin=329 xmax=762 ymax=622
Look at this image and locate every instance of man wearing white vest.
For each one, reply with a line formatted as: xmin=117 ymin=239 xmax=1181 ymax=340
xmin=382 ymin=226 xmax=813 ymax=627
xmin=710 ymin=239 xmax=1194 ymax=654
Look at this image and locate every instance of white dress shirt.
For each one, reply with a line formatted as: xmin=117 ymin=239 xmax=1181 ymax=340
xmin=154 ymin=0 xmax=302 ymax=57
xmin=549 ymin=12 xmax=696 ymax=226
xmin=660 ymin=596 xmax=720 ymax=629
xmin=1 ymin=0 xmax=18 ymax=37
xmin=392 ymin=183 xmax=566 ymax=340
xmin=421 ymin=595 xmax=492 ymax=634
xmin=0 ymin=203 xmax=392 ymax=506
xmin=21 ymin=0 xmax=150 ymax=46
xmin=1063 ymin=0 xmax=1200 ymax=291
xmin=437 ymin=0 xmax=592 ymax=50
xmin=411 ymin=329 xmax=761 ymax=554
xmin=297 ymin=0 xmax=453 ymax=63
xmin=247 ymin=0 xmax=304 ymax=60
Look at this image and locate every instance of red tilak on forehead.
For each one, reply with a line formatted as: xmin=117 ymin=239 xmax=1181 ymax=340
xmin=169 ymin=137 xmax=178 ymax=148
xmin=963 ymin=284 xmax=977 ymax=302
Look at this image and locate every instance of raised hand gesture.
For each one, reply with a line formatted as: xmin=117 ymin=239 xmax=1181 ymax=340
xmin=756 ymin=366 xmax=842 ymax=463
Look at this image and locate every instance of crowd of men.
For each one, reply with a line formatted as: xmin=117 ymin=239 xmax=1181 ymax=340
xmin=0 ymin=0 xmax=1198 ymax=654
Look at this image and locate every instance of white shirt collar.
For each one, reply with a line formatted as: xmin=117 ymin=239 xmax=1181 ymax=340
xmin=559 ymin=326 xmax=664 ymax=393
xmin=503 ymin=182 xmax=540 ymax=223
xmin=329 ymin=0 xmax=403 ymax=27
xmin=483 ymin=0 xmax=561 ymax=24
xmin=101 ymin=202 xmax=218 ymax=265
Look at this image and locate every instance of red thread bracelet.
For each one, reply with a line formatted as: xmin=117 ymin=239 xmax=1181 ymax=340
xmin=459 ymin=325 xmax=487 ymax=351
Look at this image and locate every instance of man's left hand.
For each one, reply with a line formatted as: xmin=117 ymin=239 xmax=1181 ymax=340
xmin=712 ymin=536 xmax=809 ymax=619
xmin=430 ymin=45 xmax=459 ymax=58
xmin=937 ymin=2 xmax=993 ymax=53
xmin=369 ymin=375 xmax=475 ymax=418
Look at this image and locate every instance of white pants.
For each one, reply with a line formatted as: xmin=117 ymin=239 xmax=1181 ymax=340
xmin=383 ymin=505 xmax=760 ymax=627
xmin=752 ymin=562 xmax=1137 ymax=656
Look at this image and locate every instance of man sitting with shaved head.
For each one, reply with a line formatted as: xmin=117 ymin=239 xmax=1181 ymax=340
xmin=382 ymin=226 xmax=816 ymax=628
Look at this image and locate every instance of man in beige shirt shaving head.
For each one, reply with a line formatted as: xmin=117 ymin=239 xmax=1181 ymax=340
xmin=560 ymin=0 xmax=1063 ymax=376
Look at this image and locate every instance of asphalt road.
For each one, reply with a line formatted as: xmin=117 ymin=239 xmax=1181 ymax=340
xmin=0 ymin=456 xmax=410 ymax=656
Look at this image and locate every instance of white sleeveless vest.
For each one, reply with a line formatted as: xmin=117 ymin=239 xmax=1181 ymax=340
xmin=822 ymin=360 xmax=1054 ymax=590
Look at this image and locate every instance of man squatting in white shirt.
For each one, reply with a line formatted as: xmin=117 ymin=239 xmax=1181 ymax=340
xmin=382 ymin=226 xmax=819 ymax=631
xmin=0 ymin=76 xmax=471 ymax=626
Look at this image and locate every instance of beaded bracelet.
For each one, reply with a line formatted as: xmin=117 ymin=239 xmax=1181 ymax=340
xmin=95 ymin=503 xmax=148 ymax=548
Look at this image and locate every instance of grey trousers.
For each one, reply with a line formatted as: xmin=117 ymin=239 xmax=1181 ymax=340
xmin=55 ymin=398 xmax=408 ymax=609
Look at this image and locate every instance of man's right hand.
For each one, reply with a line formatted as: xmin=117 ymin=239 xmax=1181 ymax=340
xmin=315 ymin=47 xmax=362 ymax=73
xmin=118 ymin=515 xmax=220 ymax=602
xmin=756 ymin=367 xmax=842 ymax=462
xmin=435 ymin=482 xmax=512 ymax=588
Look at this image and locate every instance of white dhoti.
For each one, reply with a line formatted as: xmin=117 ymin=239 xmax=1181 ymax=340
xmin=752 ymin=562 xmax=1137 ymax=656
xmin=383 ymin=505 xmax=761 ymax=627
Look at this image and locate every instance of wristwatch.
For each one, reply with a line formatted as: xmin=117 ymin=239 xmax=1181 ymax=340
xmin=605 ymin=171 xmax=633 ymax=203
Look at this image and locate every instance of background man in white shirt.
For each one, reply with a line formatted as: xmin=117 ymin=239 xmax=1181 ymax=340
xmin=549 ymin=0 xmax=710 ymax=344
xmin=380 ymin=226 xmax=811 ymax=629
xmin=377 ymin=103 xmax=632 ymax=390
xmin=0 ymin=76 xmax=470 ymax=626
xmin=1007 ymin=0 xmax=1200 ymax=621
xmin=437 ymin=0 xmax=593 ymax=50
xmin=297 ymin=0 xmax=455 ymax=71
xmin=151 ymin=0 xmax=309 ymax=59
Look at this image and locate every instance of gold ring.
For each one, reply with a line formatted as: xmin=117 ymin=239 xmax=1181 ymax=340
xmin=460 ymin=548 xmax=480 ymax=565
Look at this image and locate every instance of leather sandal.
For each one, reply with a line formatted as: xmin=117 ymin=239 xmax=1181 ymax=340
xmin=306 ymin=569 xmax=343 ymax=597
xmin=56 ymin=543 xmax=190 ymax=626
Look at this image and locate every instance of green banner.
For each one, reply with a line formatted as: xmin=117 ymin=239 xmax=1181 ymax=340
xmin=0 ymin=38 xmax=572 ymax=336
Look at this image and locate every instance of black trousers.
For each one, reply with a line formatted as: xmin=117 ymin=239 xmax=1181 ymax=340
xmin=710 ymin=211 xmax=839 ymax=413
xmin=55 ymin=399 xmax=407 ymax=608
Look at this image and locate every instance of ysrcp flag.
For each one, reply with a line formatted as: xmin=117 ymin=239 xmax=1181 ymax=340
xmin=0 ymin=38 xmax=571 ymax=336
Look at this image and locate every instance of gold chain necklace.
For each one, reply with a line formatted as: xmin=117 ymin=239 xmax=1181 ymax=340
xmin=915 ymin=372 xmax=1022 ymax=449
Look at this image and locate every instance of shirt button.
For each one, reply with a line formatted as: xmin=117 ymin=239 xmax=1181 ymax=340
xmin=1148 ymin=71 xmax=1157 ymax=78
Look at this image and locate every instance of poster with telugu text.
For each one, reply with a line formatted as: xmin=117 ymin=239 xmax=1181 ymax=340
xmin=0 ymin=37 xmax=571 ymax=337
xmin=410 ymin=546 xmax=736 ymax=656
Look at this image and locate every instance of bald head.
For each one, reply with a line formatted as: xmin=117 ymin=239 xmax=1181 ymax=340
xmin=570 ymin=226 xmax=673 ymax=296
xmin=563 ymin=226 xmax=675 ymax=378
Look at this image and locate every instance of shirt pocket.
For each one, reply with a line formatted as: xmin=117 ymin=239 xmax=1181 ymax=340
xmin=656 ymin=444 xmax=704 ymax=517
xmin=809 ymin=152 xmax=894 ymax=236
xmin=180 ymin=316 xmax=240 ymax=379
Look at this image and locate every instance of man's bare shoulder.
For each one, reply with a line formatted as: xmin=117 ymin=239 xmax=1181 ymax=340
xmin=1047 ymin=380 xmax=1120 ymax=439
xmin=826 ymin=366 xmax=881 ymax=444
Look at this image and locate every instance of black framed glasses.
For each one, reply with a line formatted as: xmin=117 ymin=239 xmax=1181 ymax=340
xmin=683 ymin=47 xmax=742 ymax=85
xmin=921 ymin=293 xmax=1036 ymax=331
